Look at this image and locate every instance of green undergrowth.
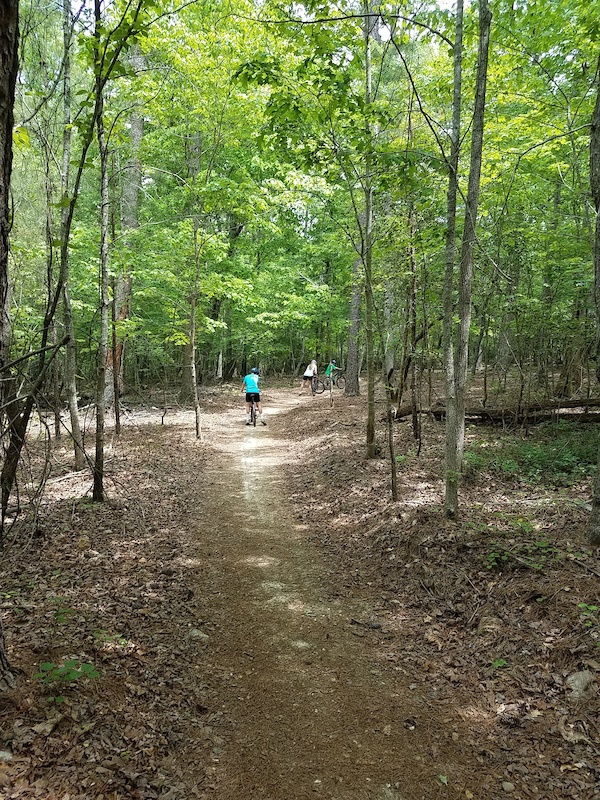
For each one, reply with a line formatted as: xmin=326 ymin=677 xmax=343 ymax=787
xmin=463 ymin=421 xmax=598 ymax=486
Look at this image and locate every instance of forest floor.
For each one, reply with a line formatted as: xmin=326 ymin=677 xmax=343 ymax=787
xmin=0 ymin=384 xmax=598 ymax=800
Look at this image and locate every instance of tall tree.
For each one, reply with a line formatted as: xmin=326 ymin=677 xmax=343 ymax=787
xmin=0 ymin=0 xmax=19 ymax=692
xmin=586 ymin=54 xmax=600 ymax=546
xmin=92 ymin=0 xmax=110 ymax=502
xmin=61 ymin=0 xmax=86 ymax=470
xmin=105 ymin=44 xmax=145 ymax=407
xmin=362 ymin=0 xmax=376 ymax=458
xmin=442 ymin=0 xmax=464 ymax=518
xmin=444 ymin=0 xmax=492 ymax=518
xmin=0 ymin=0 xmax=19 ymax=415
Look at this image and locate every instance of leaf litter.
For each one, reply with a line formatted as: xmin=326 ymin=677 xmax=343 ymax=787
xmin=0 ymin=386 xmax=597 ymax=799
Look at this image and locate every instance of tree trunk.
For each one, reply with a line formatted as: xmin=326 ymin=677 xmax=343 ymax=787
xmin=105 ymin=47 xmax=145 ymax=406
xmin=61 ymin=0 xmax=85 ymax=470
xmin=0 ymin=0 xmax=18 ymax=408
xmin=191 ymin=224 xmax=202 ymax=439
xmin=586 ymin=53 xmax=600 ymax=546
xmin=445 ymin=0 xmax=491 ymax=518
xmin=0 ymin=0 xmax=19 ymax=692
xmin=44 ymin=159 xmax=62 ymax=439
xmin=93 ymin=2 xmax=110 ymax=502
xmin=345 ymin=258 xmax=362 ymax=396
xmin=408 ymin=205 xmax=421 ymax=446
xmin=363 ymin=1 xmax=376 ymax=458
xmin=382 ymin=279 xmax=396 ymax=382
xmin=442 ymin=0 xmax=464 ymax=518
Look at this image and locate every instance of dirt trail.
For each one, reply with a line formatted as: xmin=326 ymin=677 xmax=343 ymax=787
xmin=2 ymin=389 xmax=597 ymax=799
xmin=193 ymin=397 xmax=467 ymax=800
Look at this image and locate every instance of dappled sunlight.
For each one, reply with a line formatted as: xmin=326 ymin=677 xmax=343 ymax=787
xmin=176 ymin=556 xmax=204 ymax=568
xmin=457 ymin=705 xmax=495 ymax=725
xmin=242 ymin=555 xmax=280 ymax=569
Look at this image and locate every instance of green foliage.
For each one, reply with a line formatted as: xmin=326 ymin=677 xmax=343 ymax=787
xmin=34 ymin=660 xmax=100 ymax=702
xmin=49 ymin=597 xmax=77 ymax=624
xmin=576 ymin=603 xmax=600 ymax=649
xmin=92 ymin=629 xmax=129 ymax=646
xmin=577 ymin=603 xmax=598 ymax=628
xmin=484 ymin=537 xmax=565 ymax=572
xmin=9 ymin=0 xmax=600 ymax=391
xmin=464 ymin=425 xmax=598 ymax=487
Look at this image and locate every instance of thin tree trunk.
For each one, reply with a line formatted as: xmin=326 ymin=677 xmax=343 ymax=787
xmin=586 ymin=54 xmax=600 ymax=546
xmin=345 ymin=258 xmax=362 ymax=396
xmin=363 ymin=0 xmax=376 ymax=458
xmin=442 ymin=0 xmax=464 ymax=518
xmin=51 ymin=319 xmax=61 ymax=438
xmin=408 ymin=206 xmax=421 ymax=447
xmin=453 ymin=0 xmax=491 ymax=503
xmin=44 ymin=160 xmax=62 ymax=439
xmin=105 ymin=47 xmax=145 ymax=405
xmin=93 ymin=2 xmax=110 ymax=502
xmin=382 ymin=279 xmax=395 ymax=381
xmin=445 ymin=0 xmax=492 ymax=518
xmin=0 ymin=0 xmax=18 ymax=692
xmin=61 ymin=0 xmax=85 ymax=470
xmin=191 ymin=226 xmax=202 ymax=440
xmin=0 ymin=0 xmax=18 ymax=411
xmin=111 ymin=277 xmax=121 ymax=435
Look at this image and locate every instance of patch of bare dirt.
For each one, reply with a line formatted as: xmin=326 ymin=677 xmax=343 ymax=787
xmin=0 ymin=384 xmax=597 ymax=799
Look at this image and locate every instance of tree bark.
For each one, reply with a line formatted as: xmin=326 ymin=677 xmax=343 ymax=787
xmin=442 ymin=0 xmax=464 ymax=518
xmin=61 ymin=0 xmax=85 ymax=470
xmin=0 ymin=0 xmax=19 ymax=692
xmin=363 ymin=0 xmax=376 ymax=458
xmin=93 ymin=0 xmax=110 ymax=502
xmin=586 ymin=54 xmax=600 ymax=546
xmin=105 ymin=47 xmax=145 ymax=406
xmin=0 ymin=0 xmax=18 ymax=404
xmin=445 ymin=0 xmax=491 ymax=518
xmin=344 ymin=258 xmax=362 ymax=396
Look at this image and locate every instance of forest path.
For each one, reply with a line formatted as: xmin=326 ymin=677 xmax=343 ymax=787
xmin=193 ymin=392 xmax=460 ymax=800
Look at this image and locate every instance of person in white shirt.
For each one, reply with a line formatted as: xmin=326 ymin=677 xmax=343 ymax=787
xmin=299 ymin=360 xmax=318 ymax=395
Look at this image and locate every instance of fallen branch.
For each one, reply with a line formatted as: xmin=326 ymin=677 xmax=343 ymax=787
xmin=392 ymin=397 xmax=600 ymax=426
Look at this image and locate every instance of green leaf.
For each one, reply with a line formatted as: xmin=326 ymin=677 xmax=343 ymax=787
xmin=13 ymin=126 xmax=30 ymax=148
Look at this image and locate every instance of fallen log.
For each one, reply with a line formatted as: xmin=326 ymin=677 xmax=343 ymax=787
xmin=392 ymin=398 xmax=600 ymax=426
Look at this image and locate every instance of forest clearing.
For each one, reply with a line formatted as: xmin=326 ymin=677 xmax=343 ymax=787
xmin=0 ymin=385 xmax=598 ymax=799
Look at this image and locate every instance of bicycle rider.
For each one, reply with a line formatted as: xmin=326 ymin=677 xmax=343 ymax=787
xmin=241 ymin=367 xmax=267 ymax=425
xmin=325 ymin=359 xmax=341 ymax=385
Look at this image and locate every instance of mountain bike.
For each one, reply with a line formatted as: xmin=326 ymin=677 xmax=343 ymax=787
xmin=311 ymin=376 xmax=325 ymax=395
xmin=324 ymin=372 xmax=345 ymax=390
xmin=249 ymin=396 xmax=258 ymax=426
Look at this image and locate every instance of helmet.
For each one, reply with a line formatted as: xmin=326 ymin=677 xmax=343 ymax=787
xmin=251 ymin=367 xmax=259 ymax=374
xmin=332 ymin=360 xmax=337 ymax=365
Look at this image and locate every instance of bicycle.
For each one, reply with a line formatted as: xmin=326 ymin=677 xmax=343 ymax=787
xmin=249 ymin=396 xmax=258 ymax=426
xmin=323 ymin=372 xmax=345 ymax=390
xmin=311 ymin=376 xmax=325 ymax=395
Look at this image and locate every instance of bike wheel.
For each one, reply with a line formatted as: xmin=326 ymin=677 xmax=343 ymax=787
xmin=251 ymin=404 xmax=257 ymax=426
xmin=313 ymin=379 xmax=325 ymax=394
xmin=336 ymin=375 xmax=345 ymax=389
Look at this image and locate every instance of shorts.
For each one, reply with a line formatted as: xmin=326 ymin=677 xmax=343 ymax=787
xmin=245 ymin=392 xmax=260 ymax=403
xmin=303 ymin=373 xmax=315 ymax=380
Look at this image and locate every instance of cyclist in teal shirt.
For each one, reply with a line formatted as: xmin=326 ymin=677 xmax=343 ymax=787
xmin=241 ymin=367 xmax=266 ymax=425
